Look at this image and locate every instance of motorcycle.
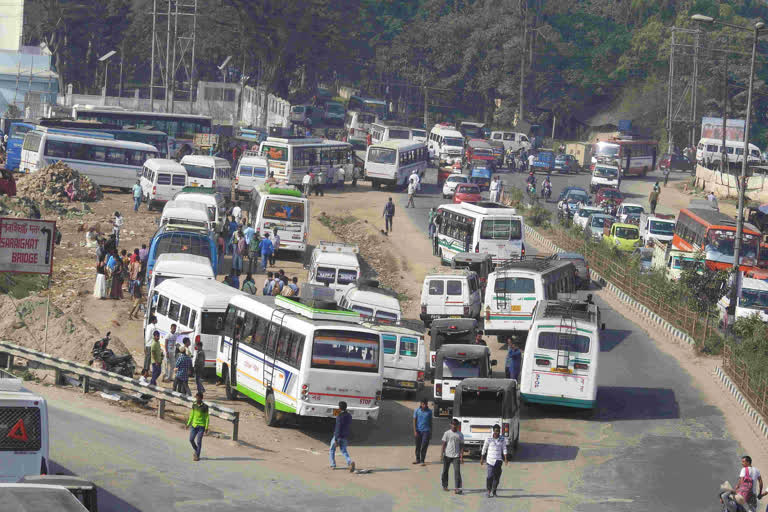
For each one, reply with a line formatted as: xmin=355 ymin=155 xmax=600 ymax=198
xmin=91 ymin=331 xmax=136 ymax=378
xmin=719 ymin=487 xmax=757 ymax=512
xmin=541 ymin=182 xmax=552 ymax=200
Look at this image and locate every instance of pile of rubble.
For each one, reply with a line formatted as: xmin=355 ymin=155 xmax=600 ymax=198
xmin=16 ymin=162 xmax=103 ymax=203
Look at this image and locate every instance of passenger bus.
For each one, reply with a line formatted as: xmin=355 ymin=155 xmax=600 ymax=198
xmin=434 ymin=202 xmax=525 ymax=265
xmin=369 ymin=123 xmax=412 ymax=145
xmin=249 ymin=184 xmax=309 ymax=254
xmin=364 ymin=140 xmax=428 ymax=188
xmin=146 ymin=225 xmax=217 ymax=280
xmin=258 ymin=136 xmax=353 ymax=186
xmin=71 ymin=105 xmax=212 ymax=155
xmin=0 ymin=369 xmax=50 ymax=482
xmin=347 ymin=96 xmax=388 ymax=120
xmin=483 ymin=259 xmax=577 ymax=340
xmin=458 ymin=121 xmax=486 ymax=140
xmin=593 ymin=137 xmax=659 ymax=176
xmin=20 ymin=131 xmax=158 ymax=189
xmin=672 ymin=208 xmax=761 ymax=271
xmin=216 ymin=292 xmax=383 ymax=426
xmin=519 ymin=299 xmax=603 ymax=409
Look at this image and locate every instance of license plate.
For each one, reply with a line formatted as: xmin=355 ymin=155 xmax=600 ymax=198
xmin=471 ymin=426 xmax=491 ymax=433
xmin=510 ymin=305 xmax=521 ymax=311
xmin=450 ymin=387 xmax=455 ymax=394
xmin=189 ymin=183 xmax=200 ymax=187
xmin=449 ymin=315 xmax=462 ymax=318
xmin=332 ymin=408 xmax=341 ymax=416
xmin=401 ymin=381 xmax=415 ymax=388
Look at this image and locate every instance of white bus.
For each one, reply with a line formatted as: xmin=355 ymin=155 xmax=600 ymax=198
xmin=259 ymin=137 xmax=354 ymax=186
xmin=369 ymin=123 xmax=412 ymax=145
xmin=20 ymin=131 xmax=158 ymax=189
xmin=520 ymin=299 xmax=604 ymax=409
xmin=179 ymin=155 xmax=232 ymax=198
xmin=365 ymin=140 xmax=428 ymax=188
xmin=344 ymin=111 xmax=377 ymax=147
xmin=428 ymin=124 xmax=465 ymax=165
xmin=249 ymin=184 xmax=309 ymax=254
xmin=434 ymin=202 xmax=525 ymax=265
xmin=0 ymin=370 xmax=50 ymax=483
xmin=216 ymin=292 xmax=383 ymax=426
xmin=483 ymin=259 xmax=577 ymax=340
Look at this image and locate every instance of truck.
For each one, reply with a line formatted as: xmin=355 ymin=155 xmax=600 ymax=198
xmin=566 ymin=142 xmax=592 ymax=170
xmin=531 ymin=150 xmax=555 ymax=173
xmin=639 ymin=213 xmax=676 ymax=247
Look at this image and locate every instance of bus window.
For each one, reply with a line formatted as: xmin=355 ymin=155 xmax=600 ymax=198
xmin=311 ymin=330 xmax=379 ymax=372
xmin=537 ymin=332 xmax=590 ymax=353
xmin=383 ymin=334 xmax=397 ymax=354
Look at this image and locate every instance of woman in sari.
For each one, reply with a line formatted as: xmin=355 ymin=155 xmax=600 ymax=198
xmin=106 ymin=251 xmax=124 ymax=300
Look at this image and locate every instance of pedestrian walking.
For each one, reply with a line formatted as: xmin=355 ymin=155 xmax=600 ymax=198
xmin=270 ymin=228 xmax=280 ymax=266
xmin=314 ymin=171 xmax=325 ymax=196
xmin=149 ymin=330 xmax=163 ymax=386
xmin=232 ymin=202 xmax=242 ymax=223
xmin=663 ymin=166 xmax=670 ymax=187
xmin=128 ymin=252 xmax=141 ymax=295
xmin=132 ymin=180 xmax=142 ymax=212
xmin=428 ymin=207 xmax=437 ymax=239
xmin=329 ymin=401 xmax=355 ymax=472
xmin=248 ymin=231 xmax=260 ymax=274
xmin=163 ymin=324 xmax=180 ymax=382
xmin=186 ymin=392 xmax=209 ymax=462
xmin=174 ymin=346 xmax=193 ymax=395
xmin=489 ymin=176 xmax=500 ymax=202
xmin=138 ymin=244 xmax=149 ymax=284
xmin=481 ymin=424 xmax=508 ymax=498
xmin=441 ymin=418 xmax=464 ymax=494
xmin=336 ymin=166 xmax=345 ymax=190
xmin=192 ymin=340 xmax=206 ymax=394
xmin=143 ymin=316 xmax=157 ymax=372
xmin=302 ymin=172 xmax=312 ymax=197
xmin=227 ymin=268 xmax=240 ymax=290
xmin=258 ymin=233 xmax=274 ymax=272
xmin=112 ymin=211 xmax=123 ymax=248
xmin=649 ymin=185 xmax=660 ymax=215
xmin=413 ymin=399 xmax=433 ymax=465
xmin=128 ymin=280 xmax=143 ymax=320
xmin=383 ymin=197 xmax=395 ymax=233
xmin=707 ymin=191 xmax=719 ymax=209
xmin=505 ymin=340 xmax=522 ymax=381
xmin=262 ymin=271 xmax=275 ymax=295
xmin=241 ymin=273 xmax=257 ymax=295
xmin=406 ymin=180 xmax=416 ymax=208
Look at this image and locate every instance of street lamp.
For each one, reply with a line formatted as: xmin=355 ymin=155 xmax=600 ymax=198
xmin=99 ymin=50 xmax=117 ymax=97
xmin=218 ymin=56 xmax=232 ymax=83
xmin=692 ymin=14 xmax=765 ymax=328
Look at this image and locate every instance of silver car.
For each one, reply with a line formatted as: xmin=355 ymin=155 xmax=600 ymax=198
xmin=585 ymin=214 xmax=615 ymax=240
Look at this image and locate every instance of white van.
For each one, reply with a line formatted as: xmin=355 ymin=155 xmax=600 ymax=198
xmin=307 ymin=241 xmax=361 ymax=299
xmin=179 ymin=155 xmax=232 ymax=198
xmin=345 ymin=111 xmax=378 ymax=147
xmin=0 ymin=370 xmax=50 ymax=483
xmin=148 ymin=253 xmax=215 ymax=294
xmin=370 ymin=123 xmax=412 ymax=145
xmin=696 ymin=137 xmax=762 ymax=166
xmin=338 ymin=282 xmax=402 ymax=323
xmin=173 ymin=189 xmax=228 ymax=232
xmin=590 ymin=164 xmax=620 ymax=192
xmin=452 ymin=378 xmax=520 ymax=457
xmin=148 ymin=278 xmax=244 ymax=371
xmin=140 ymin=159 xmax=188 ymax=211
xmin=363 ymin=320 xmax=426 ymax=394
xmin=717 ymin=277 xmax=768 ymax=326
xmin=419 ymin=270 xmax=483 ymax=327
xmin=234 ymin=153 xmax=269 ymax=199
xmin=160 ymin=200 xmax=213 ymax=231
xmin=490 ymin=131 xmax=531 ymax=153
xmin=640 ymin=214 xmax=676 ymax=246
xmin=410 ymin=128 xmax=427 ymax=144
xmin=428 ymin=124 xmax=465 ymax=165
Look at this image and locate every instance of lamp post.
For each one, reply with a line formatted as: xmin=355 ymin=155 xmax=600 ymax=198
xmin=692 ymin=14 xmax=765 ymax=328
xmin=98 ymin=50 xmax=117 ymax=98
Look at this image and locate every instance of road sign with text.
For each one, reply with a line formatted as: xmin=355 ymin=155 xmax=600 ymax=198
xmin=0 ymin=218 xmax=56 ymax=275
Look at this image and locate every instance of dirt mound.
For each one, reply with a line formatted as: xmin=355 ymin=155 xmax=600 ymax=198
xmin=16 ymin=162 xmax=103 ymax=203
xmin=0 ymin=294 xmax=131 ymax=365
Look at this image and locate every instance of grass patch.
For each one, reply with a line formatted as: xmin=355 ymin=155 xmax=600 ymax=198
xmin=0 ymin=274 xmax=48 ymax=299
xmin=318 ymin=212 xmax=357 ymax=229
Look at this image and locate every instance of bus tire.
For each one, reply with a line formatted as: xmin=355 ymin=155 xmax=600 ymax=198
xmin=265 ymin=392 xmax=279 ymax=427
xmin=224 ymin=369 xmax=238 ymax=400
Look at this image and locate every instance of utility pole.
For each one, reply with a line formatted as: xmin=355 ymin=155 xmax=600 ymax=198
xmin=721 ymin=54 xmax=728 ymax=174
xmin=423 ymin=86 xmax=429 ymax=131
xmin=666 ymin=29 xmax=675 ymax=152
xmin=518 ymin=0 xmax=527 ymax=125
xmin=690 ymin=30 xmax=699 ymax=147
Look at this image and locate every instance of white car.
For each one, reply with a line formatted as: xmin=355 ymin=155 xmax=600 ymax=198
xmin=442 ymin=174 xmax=469 ymax=198
xmin=573 ymin=206 xmax=603 ymax=229
xmin=616 ymin=202 xmax=645 ymax=223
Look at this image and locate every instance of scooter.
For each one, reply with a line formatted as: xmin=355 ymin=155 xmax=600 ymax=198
xmin=541 ymin=183 xmax=552 ymax=200
xmin=719 ymin=486 xmax=758 ymax=512
xmin=91 ymin=331 xmax=136 ymax=378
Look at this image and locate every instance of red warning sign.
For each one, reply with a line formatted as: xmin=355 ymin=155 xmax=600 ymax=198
xmin=7 ymin=419 xmax=28 ymax=442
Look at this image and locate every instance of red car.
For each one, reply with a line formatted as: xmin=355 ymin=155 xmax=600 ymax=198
xmin=0 ymin=169 xmax=16 ymax=197
xmin=453 ymin=183 xmax=482 ymax=203
xmin=595 ymin=187 xmax=623 ymax=206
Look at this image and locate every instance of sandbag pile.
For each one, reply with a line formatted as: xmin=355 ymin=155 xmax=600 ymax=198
xmin=16 ymin=162 xmax=103 ymax=202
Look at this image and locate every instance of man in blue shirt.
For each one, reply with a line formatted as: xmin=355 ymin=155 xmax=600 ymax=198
xmin=329 ymin=401 xmax=355 ymax=472
xmin=505 ymin=340 xmax=522 ymax=382
xmin=413 ymin=399 xmax=433 ymax=465
xmin=258 ymin=233 xmax=274 ymax=272
xmin=132 ymin=180 xmax=142 ymax=212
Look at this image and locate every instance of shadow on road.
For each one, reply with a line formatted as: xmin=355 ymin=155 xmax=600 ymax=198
xmin=49 ymin=462 xmax=143 ymax=512
xmin=594 ymin=386 xmax=679 ymax=421
xmin=514 ymin=442 xmax=579 ymax=462
xmin=600 ymin=329 xmax=632 ymax=352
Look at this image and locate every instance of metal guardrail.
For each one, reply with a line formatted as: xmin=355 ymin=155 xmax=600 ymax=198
xmin=0 ymin=341 xmax=240 ymax=441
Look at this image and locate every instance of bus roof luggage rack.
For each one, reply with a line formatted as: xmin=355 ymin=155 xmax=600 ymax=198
xmin=317 ymin=241 xmax=359 ymax=254
xmin=354 ymin=279 xmax=399 ymax=299
xmin=460 ymin=202 xmax=517 ymax=214
xmin=243 ymin=150 xmax=262 ymax=158
xmin=274 ymin=284 xmax=361 ymax=322
xmin=0 ymin=369 xmax=23 ymax=392
xmin=256 ymin=183 xmax=302 ymax=197
xmin=180 ymin=186 xmax=216 ymax=195
xmin=495 ymin=257 xmax=554 ymax=272
xmin=541 ymin=300 xmax=593 ymax=322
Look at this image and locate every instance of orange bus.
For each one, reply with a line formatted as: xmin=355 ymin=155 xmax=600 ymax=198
xmin=672 ymin=208 xmax=761 ymax=271
xmin=593 ymin=137 xmax=659 ymax=176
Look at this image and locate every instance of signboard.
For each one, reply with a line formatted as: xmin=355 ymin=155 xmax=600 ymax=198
xmin=701 ymin=117 xmax=746 ymax=142
xmin=193 ymin=133 xmax=219 ymax=149
xmin=0 ymin=218 xmax=56 ymax=274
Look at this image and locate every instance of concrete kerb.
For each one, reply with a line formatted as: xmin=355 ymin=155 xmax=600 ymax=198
xmin=715 ymin=366 xmax=768 ymax=440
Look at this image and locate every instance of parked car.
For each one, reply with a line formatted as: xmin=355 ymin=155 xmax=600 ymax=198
xmin=550 ymin=252 xmax=590 ymax=289
xmin=658 ymin=152 xmax=693 ymax=172
xmin=442 ymin=174 xmax=469 ymax=198
xmin=453 ymin=183 xmax=483 ymax=203
xmin=585 ymin=214 xmax=615 ymax=240
xmin=554 ymin=154 xmax=579 ymax=174
xmin=531 ymin=150 xmax=555 ymax=173
xmin=0 ymin=168 xmax=16 ymax=197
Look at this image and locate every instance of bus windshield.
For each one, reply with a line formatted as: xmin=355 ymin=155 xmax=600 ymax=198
xmin=238 ymin=165 xmax=267 ymax=178
xmin=538 ymin=332 xmax=590 ymax=353
xmin=596 ymin=143 xmax=620 ymax=158
xmin=311 ymin=329 xmax=380 ymax=373
xmin=412 ymin=130 xmax=426 ymax=138
xmin=368 ymin=148 xmax=396 ymax=164
xmin=182 ymin=164 xmax=214 ymax=180
xmin=480 ymin=218 xmax=522 ymax=240
xmin=444 ymin=137 xmax=464 ymax=147
xmin=650 ymin=220 xmax=675 ymax=235
xmin=9 ymin=124 xmax=34 ymax=139
xmin=458 ymin=390 xmax=503 ymax=418
xmin=740 ymin=288 xmax=768 ymax=311
xmin=708 ymin=230 xmax=759 ymax=258
xmin=388 ymin=129 xmax=410 ymax=140
xmin=263 ymin=199 xmax=304 ymax=222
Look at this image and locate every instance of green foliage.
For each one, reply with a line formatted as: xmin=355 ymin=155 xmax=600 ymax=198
xmin=730 ymin=314 xmax=768 ymax=382
xmin=677 ymin=252 xmax=731 ymax=313
xmin=525 ymin=204 xmax=551 ymax=227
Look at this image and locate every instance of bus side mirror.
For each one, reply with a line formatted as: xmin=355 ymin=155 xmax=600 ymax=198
xmin=601 ymin=323 xmax=606 ymax=331
xmin=491 ymin=359 xmax=498 ymax=366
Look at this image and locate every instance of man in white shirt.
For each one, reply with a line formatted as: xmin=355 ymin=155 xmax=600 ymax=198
xmin=527 ymin=153 xmax=535 ymax=170
xmin=441 ymin=419 xmax=464 ymax=494
xmin=231 ymin=203 xmax=242 ymax=222
xmin=481 ymin=424 xmax=508 ymax=498
xmin=112 ymin=211 xmax=124 ymax=248
xmin=143 ymin=315 xmax=157 ymax=372
xmin=302 ymin=172 xmax=312 ymax=197
xmin=489 ymin=176 xmax=500 ymax=202
xmin=336 ymin=167 xmax=346 ymax=189
xmin=732 ymin=455 xmax=763 ymax=511
xmin=162 ymin=324 xmax=181 ymax=382
xmin=406 ymin=180 xmax=416 ymax=208
xmin=409 ymin=170 xmax=421 ymax=191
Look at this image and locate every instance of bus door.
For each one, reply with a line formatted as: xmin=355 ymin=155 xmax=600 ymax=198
xmin=263 ymin=310 xmax=286 ymax=392
xmin=477 ymin=216 xmax=513 ymax=262
xmin=229 ymin=312 xmax=247 ymax=390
